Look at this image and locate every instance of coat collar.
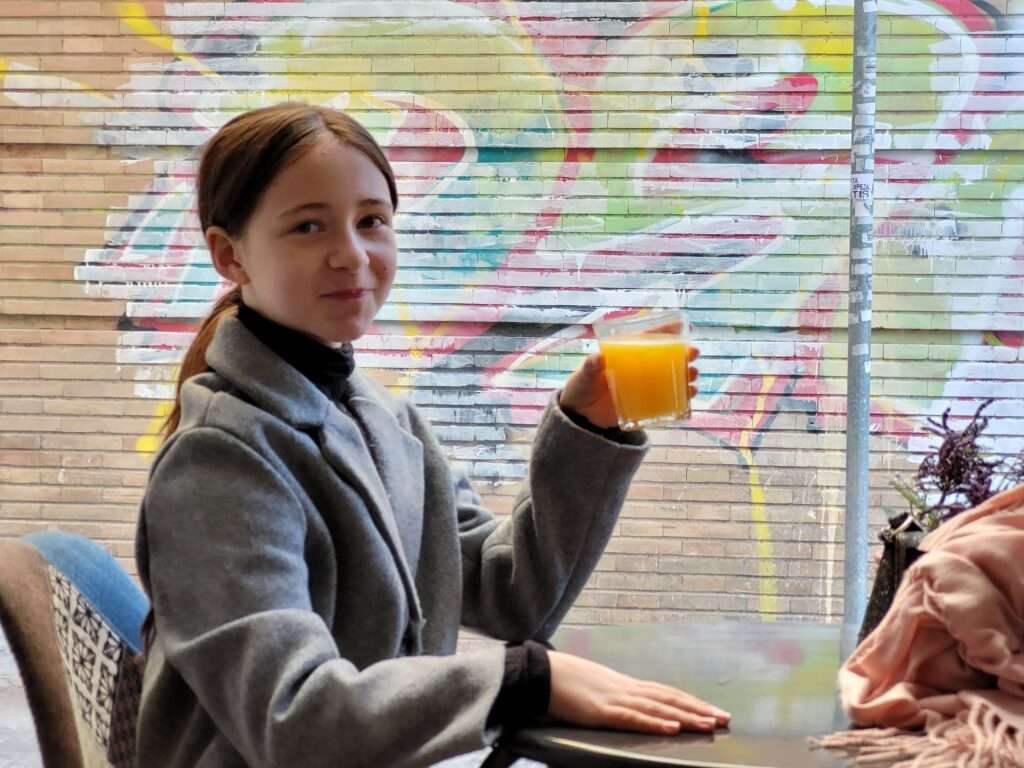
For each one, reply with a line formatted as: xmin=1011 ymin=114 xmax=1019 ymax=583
xmin=206 ymin=314 xmax=332 ymax=429
xmin=206 ymin=315 xmax=413 ymax=433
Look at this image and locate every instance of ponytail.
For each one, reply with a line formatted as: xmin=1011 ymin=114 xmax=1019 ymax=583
xmin=143 ymin=287 xmax=242 ymax=654
xmin=161 ymin=287 xmax=243 ymax=439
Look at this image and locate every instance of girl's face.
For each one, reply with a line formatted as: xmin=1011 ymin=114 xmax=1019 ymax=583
xmin=208 ymin=133 xmax=397 ymax=345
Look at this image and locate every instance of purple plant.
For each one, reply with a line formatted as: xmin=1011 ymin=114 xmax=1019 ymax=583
xmin=894 ymin=399 xmax=1020 ymax=532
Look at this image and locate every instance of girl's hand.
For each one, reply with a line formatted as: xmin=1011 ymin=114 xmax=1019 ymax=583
xmin=548 ymin=651 xmax=731 ymax=735
xmin=559 ymin=347 xmax=701 ymax=429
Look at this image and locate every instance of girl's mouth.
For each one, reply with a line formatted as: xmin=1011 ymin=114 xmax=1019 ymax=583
xmin=323 ymin=289 xmax=367 ymax=300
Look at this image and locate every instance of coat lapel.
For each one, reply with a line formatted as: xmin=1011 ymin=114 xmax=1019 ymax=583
xmin=317 ymin=409 xmax=397 ymax=553
xmin=344 ymin=377 xmax=425 ymax=579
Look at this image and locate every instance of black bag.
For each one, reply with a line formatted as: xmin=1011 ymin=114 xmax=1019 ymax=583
xmin=858 ymin=515 xmax=926 ymax=645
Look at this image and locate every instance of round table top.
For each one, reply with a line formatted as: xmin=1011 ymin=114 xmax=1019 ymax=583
xmin=504 ymin=619 xmax=852 ymax=768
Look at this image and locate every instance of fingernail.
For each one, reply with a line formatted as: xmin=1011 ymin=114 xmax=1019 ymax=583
xmin=664 ymin=721 xmax=680 ymax=734
xmin=715 ymin=708 xmax=731 ymax=719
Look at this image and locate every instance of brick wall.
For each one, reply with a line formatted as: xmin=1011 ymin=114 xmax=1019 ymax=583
xmin=1 ymin=1 xmax=1023 ymax=627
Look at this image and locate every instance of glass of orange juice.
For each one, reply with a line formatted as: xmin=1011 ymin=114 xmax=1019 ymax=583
xmin=593 ymin=309 xmax=691 ymax=431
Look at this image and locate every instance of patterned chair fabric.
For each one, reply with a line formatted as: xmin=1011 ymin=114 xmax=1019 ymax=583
xmin=0 ymin=531 xmax=148 ymax=768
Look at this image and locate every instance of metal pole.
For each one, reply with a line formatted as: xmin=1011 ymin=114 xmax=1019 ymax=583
xmin=842 ymin=0 xmax=878 ymax=661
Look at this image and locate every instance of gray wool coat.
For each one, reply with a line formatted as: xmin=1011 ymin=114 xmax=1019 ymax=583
xmin=134 ymin=315 xmax=649 ymax=768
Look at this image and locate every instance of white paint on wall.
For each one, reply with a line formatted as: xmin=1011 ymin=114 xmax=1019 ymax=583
xmin=0 ymin=633 xmax=20 ymax=687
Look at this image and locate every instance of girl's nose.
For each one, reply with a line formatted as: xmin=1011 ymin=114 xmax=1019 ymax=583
xmin=326 ymin=228 xmax=369 ymax=271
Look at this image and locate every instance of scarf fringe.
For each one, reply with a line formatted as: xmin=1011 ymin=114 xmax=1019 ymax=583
xmin=809 ymin=700 xmax=1024 ymax=768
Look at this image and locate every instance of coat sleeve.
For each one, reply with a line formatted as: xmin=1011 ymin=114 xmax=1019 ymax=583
xmin=426 ymin=393 xmax=648 ymax=641
xmin=140 ymin=427 xmax=505 ymax=768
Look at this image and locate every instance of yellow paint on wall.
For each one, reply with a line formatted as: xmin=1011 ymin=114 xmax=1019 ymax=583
xmin=803 ymin=38 xmax=853 ymax=56
xmin=740 ymin=450 xmax=779 ymax=617
xmin=116 ymin=2 xmax=217 ymax=77
xmin=739 ymin=374 xmax=780 ymax=618
xmin=390 ymin=302 xmax=423 ymax=395
xmin=696 ymin=4 xmax=710 ymax=37
xmin=135 ymin=399 xmax=173 ymax=455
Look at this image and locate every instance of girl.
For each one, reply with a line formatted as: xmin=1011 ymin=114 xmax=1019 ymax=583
xmin=135 ymin=102 xmax=729 ymax=768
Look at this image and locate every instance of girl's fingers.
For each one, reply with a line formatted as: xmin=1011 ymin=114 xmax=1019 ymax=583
xmin=688 ymin=366 xmax=699 ymax=382
xmin=688 ymin=346 xmax=700 ymax=362
xmin=639 ymin=680 xmax=709 ymax=704
xmin=606 ymin=705 xmax=716 ymax=735
xmin=688 ymin=385 xmax=698 ymax=399
xmin=620 ymin=695 xmax=690 ymax=724
xmin=676 ymin=712 xmax=719 ymax=732
xmin=620 ymin=695 xmax=722 ymax=730
xmin=637 ymin=684 xmax=731 ymax=723
xmin=605 ymin=707 xmax=685 ymax=735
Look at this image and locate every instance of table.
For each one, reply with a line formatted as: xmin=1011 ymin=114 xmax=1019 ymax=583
xmin=484 ymin=619 xmax=851 ymax=767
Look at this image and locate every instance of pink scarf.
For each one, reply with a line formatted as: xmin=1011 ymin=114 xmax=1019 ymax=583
xmin=814 ymin=484 xmax=1024 ymax=767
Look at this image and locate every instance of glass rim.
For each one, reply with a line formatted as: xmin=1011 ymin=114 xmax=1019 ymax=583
xmin=592 ymin=308 xmax=687 ymax=339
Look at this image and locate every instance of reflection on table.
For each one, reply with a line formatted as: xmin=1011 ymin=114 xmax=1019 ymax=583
xmin=495 ymin=619 xmax=851 ymax=768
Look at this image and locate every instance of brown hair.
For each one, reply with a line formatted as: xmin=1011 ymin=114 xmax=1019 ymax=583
xmin=161 ymin=103 xmax=399 ymax=438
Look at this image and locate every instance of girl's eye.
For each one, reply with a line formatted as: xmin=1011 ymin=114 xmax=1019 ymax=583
xmin=292 ymin=220 xmax=324 ymax=235
xmin=359 ymin=214 xmax=387 ymax=229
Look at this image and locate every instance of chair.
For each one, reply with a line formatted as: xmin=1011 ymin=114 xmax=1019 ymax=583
xmin=0 ymin=530 xmax=148 ymax=768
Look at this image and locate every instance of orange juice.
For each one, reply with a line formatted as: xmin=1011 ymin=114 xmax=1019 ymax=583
xmin=599 ymin=334 xmax=690 ymax=429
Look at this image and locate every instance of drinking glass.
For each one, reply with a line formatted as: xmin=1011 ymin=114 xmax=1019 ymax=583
xmin=593 ymin=309 xmax=692 ymax=431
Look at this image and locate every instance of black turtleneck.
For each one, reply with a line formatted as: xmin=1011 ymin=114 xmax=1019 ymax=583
xmin=234 ymin=301 xmax=552 ymax=727
xmin=236 ymin=302 xmax=355 ymax=402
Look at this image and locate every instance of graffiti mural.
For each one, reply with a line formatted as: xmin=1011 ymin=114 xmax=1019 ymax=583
xmin=4 ymin=0 xmax=1021 ymax=618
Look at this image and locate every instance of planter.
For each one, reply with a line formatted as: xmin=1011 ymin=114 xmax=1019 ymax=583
xmin=858 ymin=517 xmax=927 ymax=644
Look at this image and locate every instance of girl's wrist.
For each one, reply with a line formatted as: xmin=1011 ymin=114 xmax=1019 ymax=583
xmin=557 ymin=391 xmax=589 ymax=423
xmin=558 ymin=393 xmax=622 ymax=438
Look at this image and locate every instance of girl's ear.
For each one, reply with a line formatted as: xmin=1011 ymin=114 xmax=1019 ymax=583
xmin=206 ymin=226 xmax=250 ymax=286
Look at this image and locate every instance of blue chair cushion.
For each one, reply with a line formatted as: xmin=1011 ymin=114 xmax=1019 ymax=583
xmin=20 ymin=531 xmax=149 ymax=768
xmin=23 ymin=531 xmax=148 ymax=655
